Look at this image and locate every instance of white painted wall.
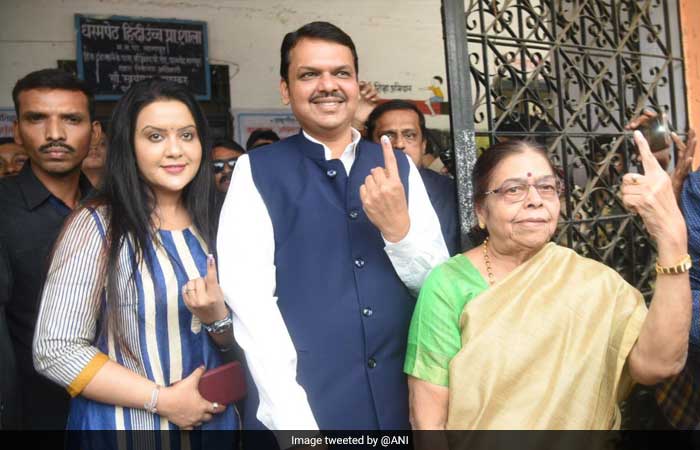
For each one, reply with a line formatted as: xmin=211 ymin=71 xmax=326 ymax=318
xmin=0 ymin=0 xmax=450 ymax=128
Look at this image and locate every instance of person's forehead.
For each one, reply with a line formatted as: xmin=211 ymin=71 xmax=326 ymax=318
xmin=0 ymin=142 xmax=25 ymax=156
xmin=212 ymin=147 xmax=240 ymax=160
xmin=289 ymin=37 xmax=354 ymax=68
xmin=17 ymin=88 xmax=89 ymax=114
xmin=491 ymin=150 xmax=553 ymax=181
xmin=376 ymin=109 xmax=421 ymax=130
xmin=136 ymin=100 xmax=194 ymax=127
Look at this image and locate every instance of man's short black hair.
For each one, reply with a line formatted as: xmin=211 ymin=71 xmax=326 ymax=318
xmin=366 ymin=100 xmax=427 ymax=144
xmin=433 ymin=76 xmax=443 ymax=84
xmin=246 ymin=129 xmax=280 ymax=150
xmin=212 ymin=138 xmax=245 ymax=155
xmin=12 ymin=68 xmax=95 ymax=121
xmin=280 ymin=21 xmax=358 ymax=83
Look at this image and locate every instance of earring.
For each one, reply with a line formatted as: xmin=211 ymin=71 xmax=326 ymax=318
xmin=478 ymin=220 xmax=485 ymax=230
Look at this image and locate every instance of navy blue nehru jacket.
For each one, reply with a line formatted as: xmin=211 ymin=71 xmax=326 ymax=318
xmin=243 ymin=132 xmax=414 ymax=431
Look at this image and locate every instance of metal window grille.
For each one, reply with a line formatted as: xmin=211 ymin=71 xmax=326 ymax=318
xmin=443 ymin=0 xmax=687 ymax=296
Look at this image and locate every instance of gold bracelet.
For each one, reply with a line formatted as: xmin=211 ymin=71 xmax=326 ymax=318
xmin=655 ymin=254 xmax=692 ymax=275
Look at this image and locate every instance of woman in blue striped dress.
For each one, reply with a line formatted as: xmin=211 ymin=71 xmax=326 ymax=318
xmin=32 ymin=78 xmax=239 ymax=439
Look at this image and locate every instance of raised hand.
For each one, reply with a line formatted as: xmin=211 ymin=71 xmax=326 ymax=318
xmin=669 ymin=129 xmax=697 ymax=203
xmin=157 ymin=365 xmax=225 ymax=430
xmin=353 ymin=81 xmax=380 ymax=133
xmin=359 ymin=135 xmax=410 ymax=243
xmin=182 ymin=254 xmax=228 ymax=325
xmin=625 ymin=109 xmax=670 ymax=169
xmin=621 ymin=131 xmax=686 ymax=243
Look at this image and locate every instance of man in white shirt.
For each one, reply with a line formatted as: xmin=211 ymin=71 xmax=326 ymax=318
xmin=217 ymin=21 xmax=448 ymax=445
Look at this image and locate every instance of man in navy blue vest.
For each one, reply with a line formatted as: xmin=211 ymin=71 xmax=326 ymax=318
xmin=217 ymin=21 xmax=448 ymax=444
xmin=366 ymin=100 xmax=466 ymax=256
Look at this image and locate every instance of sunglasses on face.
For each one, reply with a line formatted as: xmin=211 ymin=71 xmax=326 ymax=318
xmin=212 ymin=158 xmax=237 ymax=174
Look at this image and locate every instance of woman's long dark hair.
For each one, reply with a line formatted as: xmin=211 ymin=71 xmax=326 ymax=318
xmin=95 ymin=78 xmax=217 ymax=351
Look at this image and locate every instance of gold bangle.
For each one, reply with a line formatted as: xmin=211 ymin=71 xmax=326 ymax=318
xmin=655 ymin=254 xmax=692 ymax=275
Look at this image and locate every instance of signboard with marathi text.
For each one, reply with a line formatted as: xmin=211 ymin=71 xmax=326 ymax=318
xmin=0 ymin=109 xmax=16 ymax=138
xmin=75 ymin=14 xmax=210 ymax=100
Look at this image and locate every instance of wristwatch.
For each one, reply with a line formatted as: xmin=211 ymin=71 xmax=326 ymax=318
xmin=202 ymin=311 xmax=233 ymax=334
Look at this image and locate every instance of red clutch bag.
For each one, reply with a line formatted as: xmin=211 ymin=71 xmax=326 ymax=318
xmin=198 ymin=361 xmax=247 ymax=405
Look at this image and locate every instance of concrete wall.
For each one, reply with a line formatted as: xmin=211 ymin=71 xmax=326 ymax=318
xmin=0 ymin=0 xmax=450 ymax=128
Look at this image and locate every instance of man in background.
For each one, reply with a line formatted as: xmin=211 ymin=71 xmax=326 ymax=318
xmin=212 ymin=138 xmax=245 ymax=193
xmin=0 ymin=137 xmax=28 ymax=178
xmin=0 ymin=68 xmax=99 ymax=429
xmin=367 ymin=100 xmax=464 ymax=254
xmin=246 ymin=129 xmax=280 ymax=151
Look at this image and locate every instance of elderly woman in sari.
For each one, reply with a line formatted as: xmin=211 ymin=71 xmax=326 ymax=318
xmin=406 ymin=132 xmax=692 ymax=432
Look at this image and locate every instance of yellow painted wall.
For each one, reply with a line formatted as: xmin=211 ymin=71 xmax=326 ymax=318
xmin=680 ymin=0 xmax=700 ymax=129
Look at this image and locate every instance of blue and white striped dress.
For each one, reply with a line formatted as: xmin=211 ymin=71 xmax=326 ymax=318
xmin=34 ymin=206 xmax=239 ymax=436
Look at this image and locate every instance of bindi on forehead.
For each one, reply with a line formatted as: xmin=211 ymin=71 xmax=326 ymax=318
xmin=498 ymin=173 xmax=556 ymax=185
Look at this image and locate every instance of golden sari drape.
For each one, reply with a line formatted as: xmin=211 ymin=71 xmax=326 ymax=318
xmin=446 ymin=243 xmax=648 ymax=430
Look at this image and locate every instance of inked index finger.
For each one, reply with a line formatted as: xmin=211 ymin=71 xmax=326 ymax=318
xmin=205 ymin=254 xmax=219 ymax=287
xmin=380 ymin=135 xmax=399 ymax=178
xmin=633 ymin=130 xmax=662 ymax=174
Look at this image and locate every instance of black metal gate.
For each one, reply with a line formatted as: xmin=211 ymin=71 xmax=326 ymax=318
xmin=442 ymin=0 xmax=687 ymax=295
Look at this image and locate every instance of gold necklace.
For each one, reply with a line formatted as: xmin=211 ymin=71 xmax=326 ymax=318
xmin=483 ymin=237 xmax=495 ymax=285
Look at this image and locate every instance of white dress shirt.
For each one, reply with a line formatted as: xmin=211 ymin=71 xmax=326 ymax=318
xmin=217 ymin=129 xmax=449 ymax=434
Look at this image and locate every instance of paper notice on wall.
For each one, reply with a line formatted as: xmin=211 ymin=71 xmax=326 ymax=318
xmin=233 ymin=109 xmax=300 ymax=147
xmin=0 ymin=109 xmax=16 ymax=138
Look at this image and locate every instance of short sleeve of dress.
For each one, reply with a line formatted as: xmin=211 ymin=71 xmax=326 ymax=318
xmin=404 ymin=255 xmax=488 ymax=386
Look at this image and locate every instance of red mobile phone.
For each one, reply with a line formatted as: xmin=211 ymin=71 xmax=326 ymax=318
xmin=198 ymin=361 xmax=247 ymax=405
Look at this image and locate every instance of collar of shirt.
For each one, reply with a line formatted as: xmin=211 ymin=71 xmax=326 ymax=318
xmin=16 ymin=162 xmax=93 ymax=212
xmin=302 ymin=128 xmax=362 ymax=175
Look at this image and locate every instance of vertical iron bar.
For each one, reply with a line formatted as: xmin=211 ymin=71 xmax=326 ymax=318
xmin=662 ymin=0 xmax=678 ymax=131
xmin=479 ymin=2 xmax=495 ymax=147
xmin=581 ymin=2 xmax=593 ymax=138
xmin=549 ymin=0 xmax=573 ymax=248
xmin=442 ymin=0 xmax=477 ymax=248
xmin=516 ymin=0 xmax=526 ymax=128
xmin=629 ymin=1 xmax=646 ymax=286
xmin=675 ymin=0 xmax=689 ymax=133
xmin=613 ymin=0 xmax=633 ymax=283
